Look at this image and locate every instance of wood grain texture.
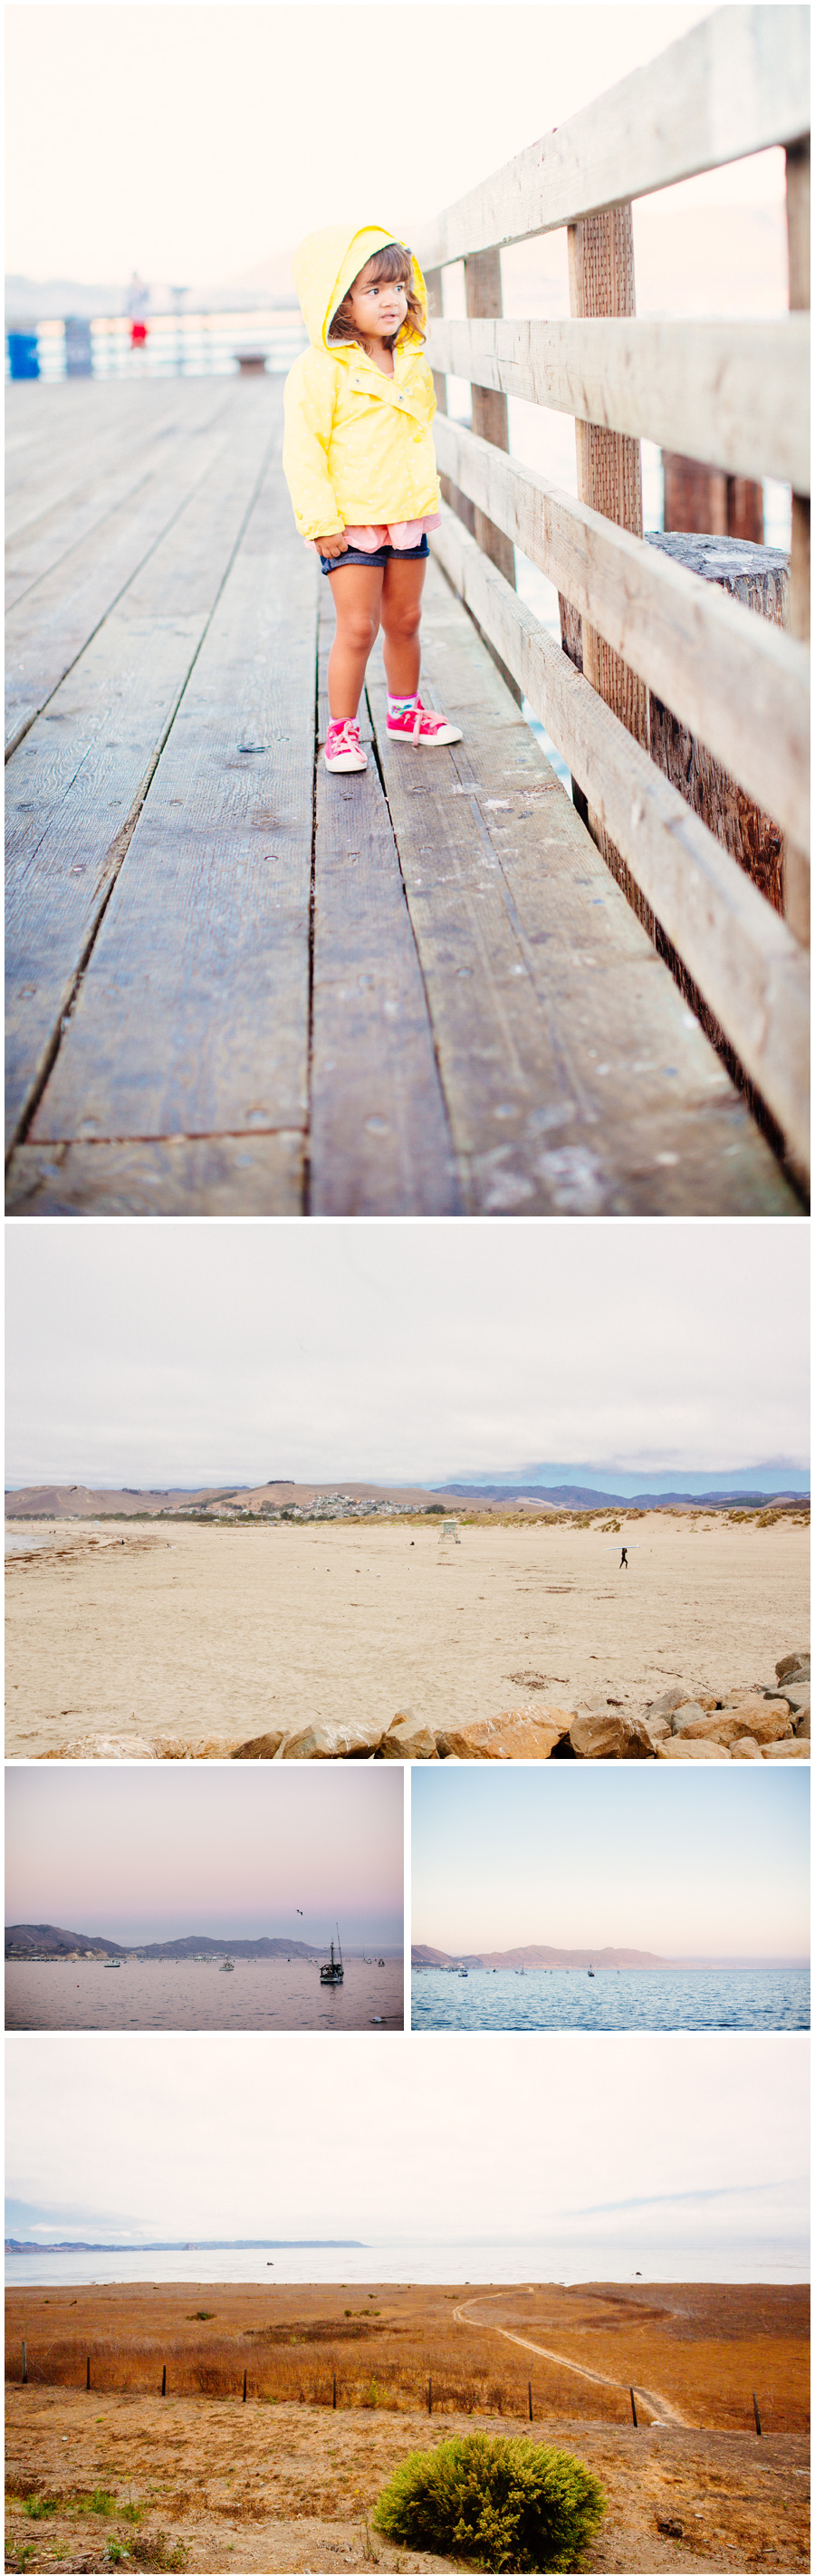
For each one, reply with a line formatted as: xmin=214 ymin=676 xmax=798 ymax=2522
xmin=430 ymin=506 xmax=809 ymax=1180
xmin=28 ymin=434 xmax=316 ymax=1150
xmin=427 ymin=315 xmax=810 ymax=494
xmin=567 ymin=203 xmax=647 ymax=904
xmin=6 ymin=392 xmax=280 ymax=1151
xmin=5 ymin=386 xmax=253 ymax=754
xmin=5 ymin=1134 xmax=304 ymax=1216
xmin=647 ymin=533 xmax=789 ymax=915
xmin=432 ymin=416 xmax=809 ymax=850
xmin=5 ymin=388 xmax=233 ymax=609
xmin=784 ymin=135 xmax=810 ymax=943
xmin=369 ymin=557 xmax=799 ymax=1213
xmin=419 ymin=6 xmax=810 ymax=263
xmin=310 ymin=590 xmax=461 ymax=1214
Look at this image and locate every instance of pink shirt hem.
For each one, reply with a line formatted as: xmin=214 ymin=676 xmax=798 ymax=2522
xmin=309 ymin=515 xmax=440 ymax=556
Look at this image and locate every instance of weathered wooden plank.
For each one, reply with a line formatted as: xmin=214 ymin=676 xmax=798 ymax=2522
xmin=5 ymin=387 xmax=235 ymax=606
xmin=6 ymin=395 xmax=280 ymax=1152
xmin=28 ymin=445 xmax=317 ymax=1157
xmin=5 ymin=388 xmax=263 ymax=754
xmin=420 ymin=6 xmax=809 ymax=263
xmin=310 ymin=590 xmax=461 ymax=1214
xmin=566 ymin=202 xmax=647 ymax=899
xmin=5 ymin=1134 xmax=304 ymax=1216
xmin=432 ymin=416 xmax=810 ymax=850
xmin=369 ymin=559 xmax=799 ymax=1213
xmin=784 ymin=134 xmax=810 ymax=945
xmin=430 ymin=506 xmax=810 ymax=1178
xmin=427 ymin=315 xmax=810 ymax=495
xmin=5 ymin=380 xmax=221 ymax=534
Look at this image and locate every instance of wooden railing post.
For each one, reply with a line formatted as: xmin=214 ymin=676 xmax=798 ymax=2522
xmin=463 ymin=250 xmax=516 ymax=592
xmin=565 ymin=206 xmax=649 ymax=889
xmin=784 ymin=137 xmax=810 ymax=946
xmin=426 ymin=264 xmax=476 ymax=539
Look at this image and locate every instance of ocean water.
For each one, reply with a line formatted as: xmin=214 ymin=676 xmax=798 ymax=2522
xmin=410 ymin=1966 xmax=810 ymax=2034
xmin=5 ymin=1955 xmax=403 ymax=2034
xmin=6 ymin=2234 xmax=806 ymax=2292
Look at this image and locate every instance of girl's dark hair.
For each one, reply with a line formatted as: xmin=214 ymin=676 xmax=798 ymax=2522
xmin=328 ymin=242 xmax=425 ymax=349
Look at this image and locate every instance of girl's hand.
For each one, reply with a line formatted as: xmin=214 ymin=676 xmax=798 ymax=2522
xmin=317 ymin=531 xmax=348 ymax=558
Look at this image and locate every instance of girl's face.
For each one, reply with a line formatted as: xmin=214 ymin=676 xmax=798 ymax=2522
xmin=347 ymin=263 xmax=409 ymax=342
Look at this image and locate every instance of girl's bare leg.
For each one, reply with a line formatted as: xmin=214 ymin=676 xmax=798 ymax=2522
xmin=379 ymin=554 xmax=427 ymax=697
xmin=326 ymin=564 xmax=384 ymax=720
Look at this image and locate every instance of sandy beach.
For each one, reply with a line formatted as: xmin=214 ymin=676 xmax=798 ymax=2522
xmin=5 ymin=2282 xmax=809 ymax=2571
xmin=5 ymin=1513 xmax=809 ymax=1759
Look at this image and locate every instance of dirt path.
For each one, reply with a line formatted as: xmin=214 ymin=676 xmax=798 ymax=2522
xmin=452 ymin=2292 xmax=690 ymax=2427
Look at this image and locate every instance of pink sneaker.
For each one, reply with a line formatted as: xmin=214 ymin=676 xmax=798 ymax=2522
xmin=324 ymin=719 xmax=367 ymax=773
xmin=386 ymin=697 xmax=463 ymax=746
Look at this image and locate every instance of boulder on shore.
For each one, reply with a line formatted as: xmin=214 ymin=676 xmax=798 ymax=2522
xmin=657 ymin=1737 xmax=731 ymax=1758
xmin=729 ymin=1736 xmax=763 ymax=1759
xmin=436 ymin=1707 xmax=573 ymax=1760
xmin=381 ymin=1715 xmax=438 ymax=1761
xmin=761 ymin=1738 xmax=810 ymax=1758
xmin=713 ymin=1698 xmax=792 ymax=1744
xmin=776 ymin=1651 xmax=810 ymax=1683
xmin=569 ymin=1708 xmax=654 ymax=1760
xmin=231 ymin=1727 xmax=289 ymax=1760
xmin=275 ymin=1715 xmax=385 ymax=1759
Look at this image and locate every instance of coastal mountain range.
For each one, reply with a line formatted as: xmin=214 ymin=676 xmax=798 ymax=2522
xmin=411 ymin=1944 xmax=806 ymax=1971
xmin=5 ymin=1471 xmax=809 ymax=1518
xmin=5 ymin=1924 xmax=337 ymax=1961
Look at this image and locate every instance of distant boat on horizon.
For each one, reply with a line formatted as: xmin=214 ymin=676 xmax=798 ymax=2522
xmin=219 ymin=1958 xmax=235 ymax=1974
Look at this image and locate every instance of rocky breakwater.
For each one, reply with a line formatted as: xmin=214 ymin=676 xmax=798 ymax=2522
xmin=646 ymin=1651 xmax=810 ymax=1761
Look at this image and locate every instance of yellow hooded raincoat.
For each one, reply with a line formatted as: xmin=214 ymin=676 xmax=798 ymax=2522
xmin=283 ymin=223 xmax=441 ymax=543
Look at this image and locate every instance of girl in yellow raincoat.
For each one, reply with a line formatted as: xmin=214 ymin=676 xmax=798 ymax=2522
xmin=283 ymin=222 xmax=463 ymax=773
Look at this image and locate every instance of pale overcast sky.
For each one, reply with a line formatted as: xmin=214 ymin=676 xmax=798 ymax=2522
xmin=6 ymin=3 xmax=778 ymax=288
xmin=5 ymin=1220 xmax=810 ymax=1488
xmin=412 ymin=1765 xmax=810 ymax=1960
xmin=5 ymin=2032 xmax=809 ymax=2274
xmin=5 ymin=1764 xmax=403 ymax=1947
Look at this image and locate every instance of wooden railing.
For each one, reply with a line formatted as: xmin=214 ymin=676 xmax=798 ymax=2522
xmin=422 ymin=4 xmax=810 ymax=1180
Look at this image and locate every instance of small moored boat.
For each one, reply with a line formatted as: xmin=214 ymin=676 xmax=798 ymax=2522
xmin=320 ymin=1929 xmax=344 ymax=1985
xmin=219 ymin=1958 xmax=235 ymax=1973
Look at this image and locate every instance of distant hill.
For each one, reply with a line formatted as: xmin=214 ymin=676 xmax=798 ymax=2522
xmin=412 ymin=1942 xmax=670 ymax=1970
xmin=437 ymin=1483 xmax=809 ymax=1508
xmin=5 ymin=1923 xmax=325 ymax=1961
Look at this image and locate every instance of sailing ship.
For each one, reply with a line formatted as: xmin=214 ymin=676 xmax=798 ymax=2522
xmin=320 ymin=1929 xmax=344 ymax=1985
xmin=219 ymin=1957 xmax=235 ymax=1973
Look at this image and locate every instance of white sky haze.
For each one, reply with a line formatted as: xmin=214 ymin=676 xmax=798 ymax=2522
xmin=5 ymin=1220 xmax=809 ymax=1487
xmin=411 ymin=1765 xmax=810 ymax=1959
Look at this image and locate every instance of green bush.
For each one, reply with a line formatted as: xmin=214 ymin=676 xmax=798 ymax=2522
xmin=372 ymin=2433 xmax=606 ymax=2571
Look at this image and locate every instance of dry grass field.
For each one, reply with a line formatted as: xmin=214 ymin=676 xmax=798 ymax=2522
xmin=5 ymin=1511 xmax=810 ymax=1757
xmin=5 ymin=2283 xmax=809 ymax=2571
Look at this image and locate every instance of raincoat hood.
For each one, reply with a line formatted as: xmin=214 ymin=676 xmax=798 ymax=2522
xmin=292 ymin=223 xmax=427 ymax=353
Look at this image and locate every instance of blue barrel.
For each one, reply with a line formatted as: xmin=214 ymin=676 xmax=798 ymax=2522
xmin=64 ymin=316 xmax=93 ymax=377
xmin=7 ymin=332 xmax=39 ymax=380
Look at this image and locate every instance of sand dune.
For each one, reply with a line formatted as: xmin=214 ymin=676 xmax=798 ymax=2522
xmin=5 ymin=1512 xmax=808 ymax=1759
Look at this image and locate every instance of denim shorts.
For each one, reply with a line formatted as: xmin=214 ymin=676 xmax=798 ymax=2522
xmin=320 ymin=534 xmax=429 ymax=575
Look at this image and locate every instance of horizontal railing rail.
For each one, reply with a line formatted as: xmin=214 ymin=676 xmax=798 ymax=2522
xmin=421 ymin=1 xmax=810 ymax=1178
xmin=432 ymin=499 xmax=810 ymax=1169
xmin=421 ymin=4 xmax=809 ymax=264
xmin=432 ymin=415 xmax=810 ymax=849
xmin=427 ymin=317 xmax=810 ymax=495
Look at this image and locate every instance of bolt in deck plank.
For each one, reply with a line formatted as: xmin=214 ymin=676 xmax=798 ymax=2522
xmin=24 ymin=416 xmax=315 ymax=1194
xmin=310 ymin=585 xmax=461 ymax=1214
xmin=5 ymin=390 xmax=279 ymax=1153
xmin=368 ymin=558 xmax=799 ymax=1212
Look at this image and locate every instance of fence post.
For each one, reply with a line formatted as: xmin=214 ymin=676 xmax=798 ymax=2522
xmin=564 ymin=206 xmax=648 ymax=879
xmin=332 ymin=2374 xmax=337 ymax=2410
xmin=753 ymin=2391 xmax=762 ymax=2436
xmin=426 ymin=267 xmax=476 ymax=539
xmin=21 ymin=2341 xmax=27 ymax=2385
xmin=783 ymin=137 xmax=810 ymax=947
xmin=629 ymin=2387 xmax=638 ymax=2427
xmin=528 ymin=2379 xmax=532 ymax=2422
xmin=243 ymin=2369 xmax=247 ymax=2404
xmin=86 ymin=2356 xmax=91 ymax=2392
xmin=428 ymin=2374 xmax=433 ymax=2415
xmin=161 ymin=2364 xmax=167 ymax=2398
xmin=463 ymin=251 xmax=516 ymax=593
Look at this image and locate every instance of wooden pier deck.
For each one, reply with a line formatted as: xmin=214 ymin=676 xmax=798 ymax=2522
xmin=5 ymin=372 xmax=801 ymax=1216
